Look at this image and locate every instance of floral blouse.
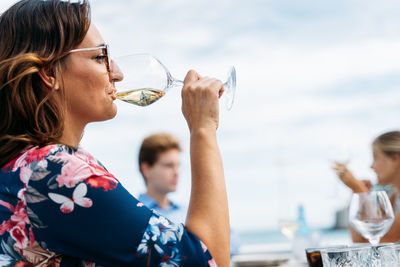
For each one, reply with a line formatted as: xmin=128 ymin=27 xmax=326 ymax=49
xmin=0 ymin=145 xmax=216 ymax=266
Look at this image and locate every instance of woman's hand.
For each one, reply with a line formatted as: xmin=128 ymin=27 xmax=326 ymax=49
xmin=181 ymin=70 xmax=224 ymax=133
xmin=332 ymin=163 xmax=369 ymax=193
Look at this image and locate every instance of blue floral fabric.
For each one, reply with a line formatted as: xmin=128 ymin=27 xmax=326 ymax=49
xmin=0 ymin=145 xmax=216 ymax=266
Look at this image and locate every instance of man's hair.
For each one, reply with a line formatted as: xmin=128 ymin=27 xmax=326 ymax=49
xmin=138 ymin=133 xmax=181 ymax=180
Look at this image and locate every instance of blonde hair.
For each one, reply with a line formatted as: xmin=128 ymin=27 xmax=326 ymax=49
xmin=373 ymin=131 xmax=400 ymax=158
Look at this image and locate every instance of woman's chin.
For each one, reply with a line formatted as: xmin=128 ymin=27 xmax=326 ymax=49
xmin=108 ymin=105 xmax=118 ymax=119
xmin=99 ymin=104 xmax=118 ymax=122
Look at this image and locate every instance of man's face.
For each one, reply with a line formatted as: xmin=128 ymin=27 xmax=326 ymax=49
xmin=144 ymin=149 xmax=181 ymax=194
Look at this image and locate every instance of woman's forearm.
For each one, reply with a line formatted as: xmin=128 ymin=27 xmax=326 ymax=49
xmin=185 ymin=128 xmax=230 ymax=267
xmin=350 ymin=182 xmax=369 ymax=193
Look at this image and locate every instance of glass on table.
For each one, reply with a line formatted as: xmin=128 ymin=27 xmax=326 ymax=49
xmin=305 ymin=245 xmax=347 ymax=267
xmin=112 ymin=54 xmax=236 ymax=110
xmin=349 ymin=191 xmax=394 ymax=245
xmin=305 ymin=248 xmax=323 ymax=267
xmin=376 ymin=244 xmax=400 ymax=267
xmin=350 ymin=243 xmax=398 ymax=266
xmin=320 ymin=246 xmax=371 ymax=267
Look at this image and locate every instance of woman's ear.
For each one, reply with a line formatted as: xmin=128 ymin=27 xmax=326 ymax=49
xmin=38 ymin=68 xmax=60 ymax=90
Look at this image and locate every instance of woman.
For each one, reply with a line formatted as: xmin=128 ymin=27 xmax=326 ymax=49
xmin=0 ymin=0 xmax=230 ymax=266
xmin=334 ymin=131 xmax=400 ymax=243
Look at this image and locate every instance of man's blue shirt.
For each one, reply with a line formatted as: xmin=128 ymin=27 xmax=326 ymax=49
xmin=138 ymin=193 xmax=187 ymax=224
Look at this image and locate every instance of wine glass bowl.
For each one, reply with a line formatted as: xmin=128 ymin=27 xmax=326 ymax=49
xmin=328 ymin=146 xmax=352 ymax=198
xmin=349 ymin=191 xmax=394 ymax=245
xmin=329 ymin=146 xmax=352 ymax=170
xmin=279 ymin=220 xmax=299 ymax=240
xmin=113 ymin=53 xmax=236 ymax=109
xmin=330 ymin=147 xmax=351 ymax=176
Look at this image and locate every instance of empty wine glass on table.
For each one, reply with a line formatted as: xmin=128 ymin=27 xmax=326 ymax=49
xmin=113 ymin=54 xmax=236 ymax=110
xmin=349 ymin=191 xmax=394 ymax=245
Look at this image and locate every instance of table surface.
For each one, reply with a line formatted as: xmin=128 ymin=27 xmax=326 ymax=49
xmin=231 ymin=252 xmax=308 ymax=267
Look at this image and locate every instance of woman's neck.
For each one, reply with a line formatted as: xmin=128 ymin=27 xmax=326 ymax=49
xmin=60 ymin=116 xmax=86 ymax=147
xmin=391 ymin=171 xmax=400 ymax=191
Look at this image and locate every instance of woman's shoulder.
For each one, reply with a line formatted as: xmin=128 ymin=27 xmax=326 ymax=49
xmin=3 ymin=144 xmax=99 ymax=170
xmin=2 ymin=144 xmax=60 ymax=171
xmin=1 ymin=144 xmax=116 ymax=188
xmin=3 ymin=145 xmax=61 ymax=171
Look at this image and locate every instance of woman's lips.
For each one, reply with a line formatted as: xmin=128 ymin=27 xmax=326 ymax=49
xmin=110 ymin=89 xmax=116 ymax=100
xmin=111 ymin=81 xmax=117 ymax=100
xmin=108 ymin=82 xmax=117 ymax=100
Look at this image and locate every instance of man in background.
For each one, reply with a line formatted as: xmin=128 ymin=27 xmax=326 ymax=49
xmin=137 ymin=133 xmax=186 ymax=223
xmin=137 ymin=132 xmax=240 ymax=255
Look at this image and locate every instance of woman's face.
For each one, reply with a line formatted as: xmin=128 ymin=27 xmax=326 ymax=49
xmin=371 ymin=145 xmax=399 ymax=185
xmin=60 ymin=24 xmax=122 ymax=126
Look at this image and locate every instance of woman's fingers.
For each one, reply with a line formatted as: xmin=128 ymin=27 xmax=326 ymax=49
xmin=181 ymin=71 xmax=223 ymax=132
xmin=183 ymin=69 xmax=201 ymax=84
xmin=332 ymin=163 xmax=347 ymax=177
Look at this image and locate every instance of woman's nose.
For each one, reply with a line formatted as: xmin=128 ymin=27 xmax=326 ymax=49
xmin=110 ymin=59 xmax=123 ymax=82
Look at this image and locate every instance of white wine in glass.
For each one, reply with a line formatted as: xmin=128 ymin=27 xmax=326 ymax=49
xmin=115 ymin=88 xmax=166 ymax=107
xmin=113 ymin=54 xmax=236 ymax=110
xmin=279 ymin=220 xmax=299 ymax=240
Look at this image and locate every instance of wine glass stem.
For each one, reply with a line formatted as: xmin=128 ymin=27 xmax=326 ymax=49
xmin=170 ymin=78 xmax=229 ymax=88
xmin=369 ymin=237 xmax=380 ymax=246
xmin=171 ymin=79 xmax=183 ymax=88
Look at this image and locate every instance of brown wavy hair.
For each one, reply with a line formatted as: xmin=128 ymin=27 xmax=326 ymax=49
xmin=0 ymin=0 xmax=91 ymax=167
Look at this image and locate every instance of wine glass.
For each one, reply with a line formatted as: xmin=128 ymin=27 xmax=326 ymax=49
xmin=329 ymin=146 xmax=351 ymax=172
xmin=279 ymin=220 xmax=299 ymax=240
xmin=113 ymin=54 xmax=236 ymax=110
xmin=329 ymin=146 xmax=351 ymax=198
xmin=349 ymin=191 xmax=394 ymax=245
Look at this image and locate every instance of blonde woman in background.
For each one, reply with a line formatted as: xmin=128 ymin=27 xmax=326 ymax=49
xmin=334 ymin=131 xmax=400 ymax=243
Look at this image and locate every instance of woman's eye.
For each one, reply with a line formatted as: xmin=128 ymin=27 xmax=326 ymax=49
xmin=95 ymin=54 xmax=107 ymax=62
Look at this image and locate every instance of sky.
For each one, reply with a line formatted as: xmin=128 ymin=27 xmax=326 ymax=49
xmin=2 ymin=0 xmax=400 ymax=231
